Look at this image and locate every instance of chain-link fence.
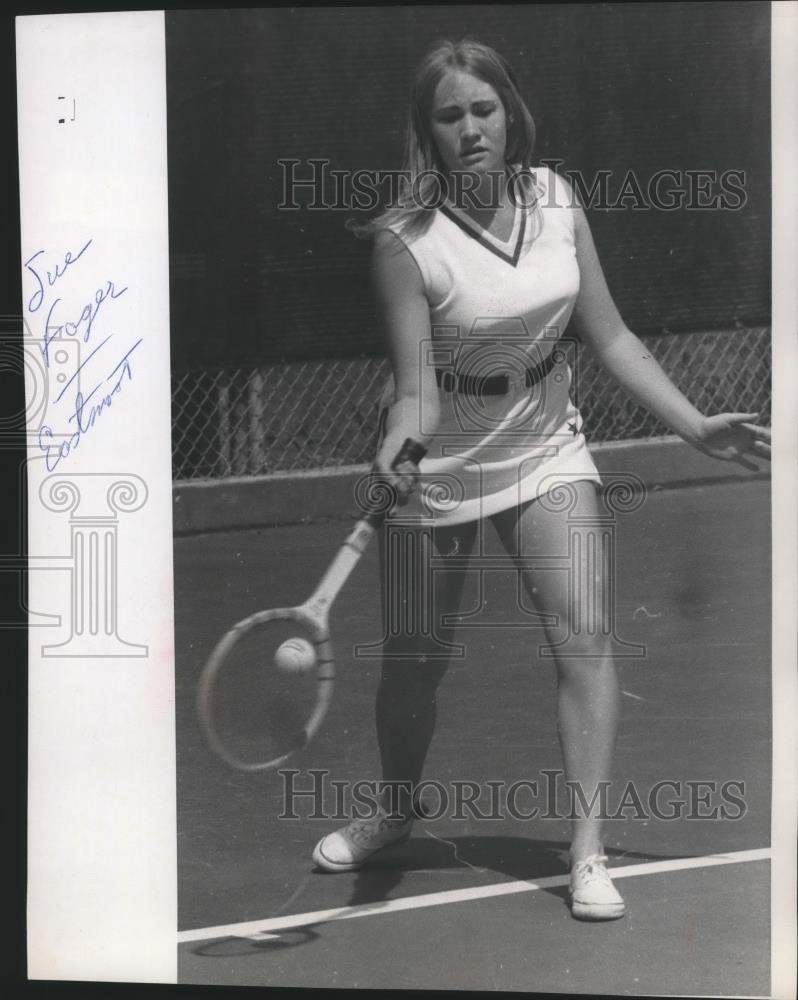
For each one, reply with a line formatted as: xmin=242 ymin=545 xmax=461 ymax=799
xmin=172 ymin=327 xmax=771 ymax=481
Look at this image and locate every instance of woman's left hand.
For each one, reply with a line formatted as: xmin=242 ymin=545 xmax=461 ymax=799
xmin=693 ymin=413 xmax=771 ymax=470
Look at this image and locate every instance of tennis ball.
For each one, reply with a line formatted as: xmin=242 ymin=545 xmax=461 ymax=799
xmin=274 ymin=637 xmax=317 ymax=674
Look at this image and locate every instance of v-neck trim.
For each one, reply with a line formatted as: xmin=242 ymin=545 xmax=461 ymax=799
xmin=438 ymin=168 xmax=536 ymax=267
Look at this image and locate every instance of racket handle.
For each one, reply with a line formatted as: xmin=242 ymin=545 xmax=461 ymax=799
xmin=363 ymin=437 xmax=427 ymax=528
xmin=391 ymin=437 xmax=427 ymax=469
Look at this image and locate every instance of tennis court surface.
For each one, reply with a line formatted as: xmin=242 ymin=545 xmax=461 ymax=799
xmin=174 ymin=476 xmax=771 ymax=993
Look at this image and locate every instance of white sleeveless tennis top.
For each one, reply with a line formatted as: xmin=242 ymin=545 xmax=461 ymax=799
xmin=380 ymin=165 xmax=600 ymax=526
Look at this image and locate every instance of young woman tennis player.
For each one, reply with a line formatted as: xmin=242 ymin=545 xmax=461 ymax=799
xmin=311 ymin=39 xmax=771 ymax=920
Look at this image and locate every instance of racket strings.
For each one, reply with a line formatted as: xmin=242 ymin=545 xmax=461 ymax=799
xmin=204 ymin=617 xmax=320 ymax=767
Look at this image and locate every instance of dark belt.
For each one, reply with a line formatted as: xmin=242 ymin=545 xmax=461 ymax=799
xmin=435 ymin=346 xmax=561 ymax=396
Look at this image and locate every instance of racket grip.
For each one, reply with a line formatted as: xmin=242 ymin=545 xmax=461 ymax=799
xmin=391 ymin=437 xmax=427 ymax=470
xmin=363 ymin=437 xmax=427 ymax=527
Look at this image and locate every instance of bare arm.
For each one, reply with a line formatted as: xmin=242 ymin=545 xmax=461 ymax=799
xmin=371 ymin=229 xmax=440 ymax=493
xmin=569 ymin=193 xmax=770 ymax=468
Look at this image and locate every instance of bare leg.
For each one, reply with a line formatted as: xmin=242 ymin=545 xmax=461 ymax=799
xmin=376 ymin=518 xmax=477 ymax=818
xmin=492 ymin=481 xmax=620 ymax=863
xmin=311 ymin=517 xmax=479 ymax=872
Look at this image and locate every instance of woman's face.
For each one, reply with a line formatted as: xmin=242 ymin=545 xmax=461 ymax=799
xmin=428 ymin=69 xmax=508 ymax=177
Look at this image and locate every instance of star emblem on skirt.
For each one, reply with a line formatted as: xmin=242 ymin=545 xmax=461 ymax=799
xmin=568 ymin=420 xmax=580 ymax=436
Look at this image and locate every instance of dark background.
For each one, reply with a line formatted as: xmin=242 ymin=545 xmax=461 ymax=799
xmin=167 ymin=3 xmax=771 ymax=368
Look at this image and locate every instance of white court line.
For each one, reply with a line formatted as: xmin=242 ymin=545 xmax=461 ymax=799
xmin=177 ymin=845 xmax=770 ymax=944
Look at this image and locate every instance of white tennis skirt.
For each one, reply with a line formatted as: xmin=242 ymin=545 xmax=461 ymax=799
xmin=375 ymin=376 xmax=602 ymax=527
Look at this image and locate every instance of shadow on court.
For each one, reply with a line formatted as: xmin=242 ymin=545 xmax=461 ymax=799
xmin=333 ymin=834 xmax=685 ymax=909
xmin=186 ymin=834 xmax=712 ymax=962
xmin=181 ymin=859 xmax=769 ymax=994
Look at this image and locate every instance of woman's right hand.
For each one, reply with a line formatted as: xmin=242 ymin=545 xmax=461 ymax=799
xmin=372 ymin=438 xmax=427 ymax=507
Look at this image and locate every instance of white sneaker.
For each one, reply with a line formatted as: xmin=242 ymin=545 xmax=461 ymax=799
xmin=569 ymin=854 xmax=626 ymax=921
xmin=312 ymin=810 xmax=414 ymax=872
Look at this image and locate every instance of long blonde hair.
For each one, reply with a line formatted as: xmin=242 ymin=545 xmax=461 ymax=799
xmin=349 ymin=39 xmax=538 ymax=240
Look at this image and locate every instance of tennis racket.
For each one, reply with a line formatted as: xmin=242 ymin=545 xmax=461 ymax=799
xmin=196 ymin=437 xmax=427 ymax=772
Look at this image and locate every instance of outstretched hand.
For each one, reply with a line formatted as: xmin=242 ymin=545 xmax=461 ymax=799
xmin=693 ymin=413 xmax=771 ymax=471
